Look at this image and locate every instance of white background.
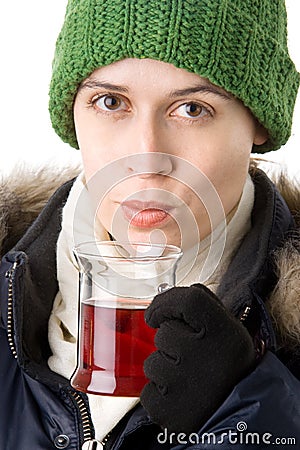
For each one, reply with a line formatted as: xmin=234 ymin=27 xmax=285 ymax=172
xmin=1 ymin=1 xmax=299 ymax=179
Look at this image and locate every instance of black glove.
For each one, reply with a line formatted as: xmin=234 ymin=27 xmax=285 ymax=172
xmin=140 ymin=284 xmax=256 ymax=433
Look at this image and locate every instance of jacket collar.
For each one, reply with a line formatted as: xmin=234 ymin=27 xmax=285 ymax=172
xmin=217 ymin=169 xmax=294 ymax=350
xmin=218 ymin=169 xmax=294 ymax=309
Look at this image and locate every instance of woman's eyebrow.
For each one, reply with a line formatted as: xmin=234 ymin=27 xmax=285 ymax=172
xmin=78 ymin=80 xmax=129 ymax=93
xmin=169 ymin=84 xmax=233 ymax=100
xmin=78 ymin=79 xmax=232 ymax=100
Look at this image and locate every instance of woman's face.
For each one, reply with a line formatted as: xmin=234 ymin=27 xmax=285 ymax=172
xmin=74 ymin=58 xmax=267 ymax=248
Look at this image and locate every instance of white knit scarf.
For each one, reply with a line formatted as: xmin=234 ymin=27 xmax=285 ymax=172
xmin=48 ymin=171 xmax=254 ymax=441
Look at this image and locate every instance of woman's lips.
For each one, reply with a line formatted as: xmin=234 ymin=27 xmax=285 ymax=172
xmin=121 ymin=201 xmax=173 ymax=228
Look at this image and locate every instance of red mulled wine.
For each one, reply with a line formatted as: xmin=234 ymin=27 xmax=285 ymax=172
xmin=71 ymin=298 xmax=156 ymax=396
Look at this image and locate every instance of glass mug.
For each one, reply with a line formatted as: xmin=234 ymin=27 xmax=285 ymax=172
xmin=71 ymin=241 xmax=182 ymax=397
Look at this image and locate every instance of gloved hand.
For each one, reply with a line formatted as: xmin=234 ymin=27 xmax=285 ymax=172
xmin=140 ymin=284 xmax=256 ymax=433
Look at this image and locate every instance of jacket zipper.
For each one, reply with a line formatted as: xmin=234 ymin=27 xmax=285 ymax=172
xmin=5 ymin=261 xmax=18 ymax=359
xmin=239 ymin=305 xmax=251 ymax=322
xmin=101 ymin=433 xmax=112 ymax=448
xmin=70 ymin=390 xmax=94 ymax=443
xmin=70 ymin=391 xmax=113 ymax=449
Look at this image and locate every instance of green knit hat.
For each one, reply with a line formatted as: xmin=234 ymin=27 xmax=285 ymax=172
xmin=49 ymin=0 xmax=299 ymax=152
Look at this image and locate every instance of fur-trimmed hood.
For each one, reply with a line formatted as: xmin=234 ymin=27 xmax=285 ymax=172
xmin=0 ymin=165 xmax=80 ymax=256
xmin=0 ymin=164 xmax=299 ymax=351
xmin=265 ymin=171 xmax=300 ymax=351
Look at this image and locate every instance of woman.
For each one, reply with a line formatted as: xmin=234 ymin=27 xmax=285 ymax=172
xmin=0 ymin=0 xmax=299 ymax=448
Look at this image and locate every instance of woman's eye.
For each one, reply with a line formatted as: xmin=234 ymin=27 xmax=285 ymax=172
xmin=94 ymin=95 xmax=126 ymax=111
xmin=174 ymin=102 xmax=210 ymax=119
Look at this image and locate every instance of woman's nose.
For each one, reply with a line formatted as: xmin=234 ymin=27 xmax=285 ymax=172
xmin=125 ymin=152 xmax=173 ymax=177
xmin=125 ymin=117 xmax=173 ymax=177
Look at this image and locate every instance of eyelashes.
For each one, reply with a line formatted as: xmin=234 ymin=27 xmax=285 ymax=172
xmin=91 ymin=94 xmax=128 ymax=112
xmin=86 ymin=93 xmax=129 ymax=115
xmin=86 ymin=93 xmax=214 ymax=123
xmin=170 ymin=102 xmax=213 ymax=121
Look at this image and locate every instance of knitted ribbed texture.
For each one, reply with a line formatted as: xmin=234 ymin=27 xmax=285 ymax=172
xmin=49 ymin=0 xmax=299 ymax=152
